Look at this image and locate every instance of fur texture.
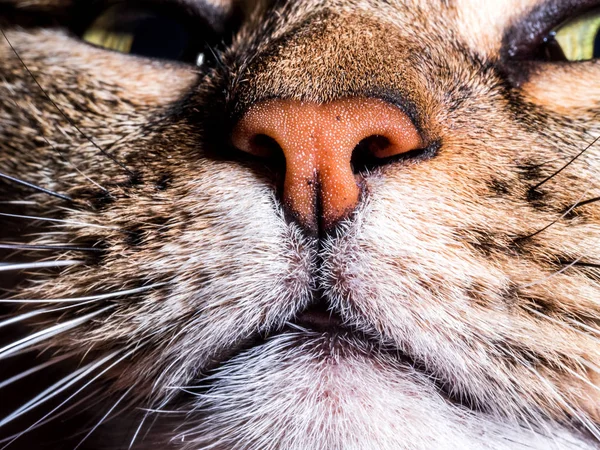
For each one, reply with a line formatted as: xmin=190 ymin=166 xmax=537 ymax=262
xmin=1 ymin=0 xmax=600 ymax=448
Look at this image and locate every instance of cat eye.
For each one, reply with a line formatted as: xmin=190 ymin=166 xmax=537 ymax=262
xmin=541 ymin=9 xmax=600 ymax=61
xmin=81 ymin=3 xmax=215 ymax=66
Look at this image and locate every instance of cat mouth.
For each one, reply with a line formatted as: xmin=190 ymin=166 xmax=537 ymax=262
xmin=282 ymin=300 xmax=423 ymax=373
xmin=289 ymin=298 xmax=346 ymax=332
xmin=201 ymin=296 xmax=467 ymax=407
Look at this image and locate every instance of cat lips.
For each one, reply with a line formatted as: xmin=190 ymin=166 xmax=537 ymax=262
xmin=289 ymin=300 xmax=346 ymax=333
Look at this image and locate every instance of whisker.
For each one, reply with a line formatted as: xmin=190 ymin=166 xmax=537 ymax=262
xmin=0 ymin=201 xmax=37 ymax=205
xmin=0 ymin=243 xmax=103 ymax=252
xmin=0 ymin=171 xmax=73 ymax=202
xmin=576 ymin=358 xmax=600 ymax=378
xmin=141 ymin=411 xmax=161 ymax=446
xmin=517 ymin=181 xmax=594 ymax=241
xmin=0 ymin=260 xmax=81 ymax=272
xmin=0 ymin=212 xmax=115 ymax=230
xmin=567 ymin=261 xmax=600 ymax=270
xmin=518 ymin=257 xmax=583 ymax=289
xmin=0 ymin=296 xmax=115 ymax=329
xmin=528 ymin=367 xmax=600 ymax=441
xmin=139 ymin=408 xmax=183 ymax=414
xmin=0 ymin=389 xmax=103 ymax=445
xmin=128 ymin=412 xmax=148 ymax=450
xmin=571 ymin=196 xmax=600 ymax=211
xmin=0 ymin=309 xmax=52 ymax=329
xmin=0 ymin=353 xmax=118 ymax=428
xmin=73 ymin=386 xmax=134 ymax=450
xmin=0 ymin=28 xmax=133 ymax=176
xmin=0 ymin=283 xmax=167 ymax=304
xmin=563 ymin=316 xmax=600 ymax=337
xmin=0 ymin=353 xmax=74 ymax=390
xmin=531 ymin=134 xmax=600 ymax=192
xmin=523 ymin=305 xmax=600 ymax=340
xmin=41 ymin=134 xmax=110 ymax=194
xmin=284 ymin=321 xmax=310 ymax=333
xmin=563 ymin=365 xmax=600 ymax=395
xmin=1 ymin=346 xmax=142 ymax=449
xmin=5 ymin=90 xmax=110 ymax=196
xmin=0 ymin=306 xmax=115 ymax=360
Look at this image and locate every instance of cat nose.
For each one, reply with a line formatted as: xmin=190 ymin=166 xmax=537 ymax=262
xmin=231 ymin=98 xmax=423 ymax=232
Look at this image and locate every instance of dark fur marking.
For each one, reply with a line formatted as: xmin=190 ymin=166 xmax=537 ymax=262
xmin=155 ymin=173 xmax=173 ymax=191
xmin=445 ymin=82 xmax=474 ymax=113
xmin=125 ymin=228 xmax=145 ymax=247
xmin=83 ymin=189 xmax=115 ymax=210
xmin=523 ymin=295 xmax=556 ymax=315
xmin=517 ymin=162 xmax=543 ymax=181
xmin=83 ymin=238 xmax=109 ymax=266
xmin=526 ymin=187 xmax=547 ymax=208
xmin=147 ymin=216 xmax=171 ymax=234
xmin=502 ymin=284 xmax=555 ymax=316
xmin=488 ymin=178 xmax=510 ymax=196
xmin=464 ymin=228 xmax=523 ymax=258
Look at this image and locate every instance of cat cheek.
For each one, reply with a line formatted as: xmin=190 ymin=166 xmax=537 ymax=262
xmin=579 ymin=367 xmax=600 ymax=422
xmin=560 ymin=359 xmax=600 ymax=421
xmin=6 ymin=29 xmax=199 ymax=106
xmin=452 ymin=0 xmax=532 ymax=55
xmin=520 ymin=63 xmax=600 ymax=115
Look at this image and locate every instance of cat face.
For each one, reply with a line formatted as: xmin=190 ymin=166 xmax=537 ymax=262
xmin=1 ymin=0 xmax=600 ymax=448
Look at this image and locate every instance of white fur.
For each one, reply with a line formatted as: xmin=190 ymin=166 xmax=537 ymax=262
xmin=172 ymin=333 xmax=596 ymax=450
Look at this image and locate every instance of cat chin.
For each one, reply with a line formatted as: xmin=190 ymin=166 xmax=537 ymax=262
xmin=166 ymin=333 xmax=596 ymax=450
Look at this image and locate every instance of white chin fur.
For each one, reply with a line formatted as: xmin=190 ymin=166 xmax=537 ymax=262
xmin=172 ymin=333 xmax=595 ymax=450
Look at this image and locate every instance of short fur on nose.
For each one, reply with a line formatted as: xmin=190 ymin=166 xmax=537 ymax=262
xmin=232 ymin=98 xmax=423 ymax=231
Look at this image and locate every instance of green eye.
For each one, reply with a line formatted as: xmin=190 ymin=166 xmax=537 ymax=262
xmin=544 ymin=10 xmax=600 ymax=62
xmin=81 ymin=4 xmax=213 ymax=65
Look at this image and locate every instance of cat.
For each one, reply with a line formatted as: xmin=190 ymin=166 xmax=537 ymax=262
xmin=1 ymin=0 xmax=600 ymax=448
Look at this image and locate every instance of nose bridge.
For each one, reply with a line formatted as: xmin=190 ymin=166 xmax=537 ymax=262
xmin=228 ymin=10 xmax=429 ymax=234
xmin=233 ymin=11 xmax=417 ymax=109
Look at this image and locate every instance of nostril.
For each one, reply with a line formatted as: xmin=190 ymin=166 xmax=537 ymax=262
xmin=246 ymin=134 xmax=282 ymax=158
xmin=351 ymin=135 xmax=397 ymax=174
xmin=362 ymin=135 xmax=392 ymax=158
xmin=351 ymin=133 xmax=429 ymax=174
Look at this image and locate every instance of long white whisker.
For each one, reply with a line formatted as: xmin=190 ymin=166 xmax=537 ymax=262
xmin=0 ymin=389 xmax=102 ymax=445
xmin=139 ymin=408 xmax=183 ymax=414
xmin=129 ymin=412 xmax=149 ymax=450
xmin=522 ymin=305 xmax=600 ymax=344
xmin=0 ymin=309 xmax=51 ymax=329
xmin=0 ymin=300 xmax=105 ymax=329
xmin=0 ymin=353 xmax=117 ymax=427
xmin=1 ymin=346 xmax=142 ymax=449
xmin=130 ymin=375 xmax=174 ymax=450
xmin=518 ymin=257 xmax=583 ymax=289
xmin=0 ymin=283 xmax=167 ymax=304
xmin=0 ymin=306 xmax=114 ymax=360
xmin=0 ymin=353 xmax=73 ymax=390
xmin=0 ymin=260 xmax=81 ymax=272
xmin=74 ymin=386 xmax=134 ymax=450
xmin=563 ymin=365 xmax=600 ymax=394
xmin=0 ymin=212 xmax=115 ymax=230
xmin=0 ymin=201 xmax=37 ymax=205
xmin=40 ymin=134 xmax=110 ymax=194
xmin=564 ymin=316 xmax=600 ymax=337
xmin=576 ymin=357 xmax=600 ymax=376
xmin=528 ymin=367 xmax=600 ymax=441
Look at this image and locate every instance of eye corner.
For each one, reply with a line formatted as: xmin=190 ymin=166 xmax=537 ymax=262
xmin=74 ymin=1 xmax=233 ymax=67
xmin=502 ymin=1 xmax=600 ymax=64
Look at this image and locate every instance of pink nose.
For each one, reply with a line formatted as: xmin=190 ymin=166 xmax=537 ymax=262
xmin=232 ymin=98 xmax=423 ymax=231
